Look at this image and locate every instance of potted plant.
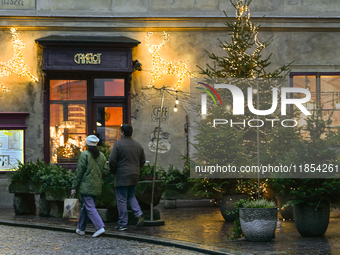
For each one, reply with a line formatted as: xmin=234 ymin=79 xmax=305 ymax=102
xmin=8 ymin=159 xmax=76 ymax=216
xmin=190 ymin=176 xmax=267 ymax=221
xmin=8 ymin=160 xmax=45 ymax=194
xmin=162 ymin=164 xmax=190 ymax=199
xmin=136 ymin=163 xmax=165 ymax=210
xmin=227 ymin=198 xmax=277 ymax=241
xmin=8 ymin=160 xmax=45 ymax=215
xmin=268 ymin=110 xmax=340 ymax=236
xmin=269 ymin=178 xmax=340 ymax=237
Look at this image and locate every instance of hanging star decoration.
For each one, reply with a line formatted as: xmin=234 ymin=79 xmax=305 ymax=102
xmin=145 ymin=31 xmax=196 ymax=90
xmin=0 ymin=27 xmax=39 ymax=87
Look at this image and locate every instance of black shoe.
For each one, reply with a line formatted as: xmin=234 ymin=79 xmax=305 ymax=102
xmin=114 ymin=225 xmax=127 ymax=231
xmin=136 ymin=214 xmax=144 ymax=227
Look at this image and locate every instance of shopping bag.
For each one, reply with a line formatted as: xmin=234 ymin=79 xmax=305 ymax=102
xmin=63 ymin=195 xmax=79 ymax=219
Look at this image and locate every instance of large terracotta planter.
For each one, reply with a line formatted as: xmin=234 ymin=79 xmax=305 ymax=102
xmin=239 ymin=207 xmax=278 ymax=242
xmin=294 ymin=202 xmax=330 ymax=237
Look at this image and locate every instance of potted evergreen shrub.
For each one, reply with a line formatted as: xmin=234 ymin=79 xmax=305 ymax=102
xmin=136 ymin=163 xmax=165 ymax=210
xmin=192 ymin=0 xmax=292 ymax=222
xmin=8 ymin=159 xmax=76 ymax=216
xmin=8 ymin=160 xmax=45 ymax=215
xmin=268 ymin=110 xmax=340 ymax=236
xmin=162 ymin=163 xmax=190 ymax=200
xmin=227 ymin=199 xmax=277 ymax=241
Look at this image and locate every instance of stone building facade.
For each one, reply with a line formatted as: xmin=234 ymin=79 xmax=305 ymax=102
xmin=0 ymin=0 xmax=340 ymax=206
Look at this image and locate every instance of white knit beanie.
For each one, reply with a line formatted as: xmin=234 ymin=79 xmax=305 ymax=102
xmin=86 ymin=135 xmax=99 ymax=146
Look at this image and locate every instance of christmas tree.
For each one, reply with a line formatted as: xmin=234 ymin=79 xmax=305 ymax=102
xmin=191 ymin=0 xmax=294 ymax=198
xmin=198 ymin=0 xmax=291 ymax=79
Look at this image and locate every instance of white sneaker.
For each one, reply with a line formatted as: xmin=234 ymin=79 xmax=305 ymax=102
xmin=92 ymin=227 xmax=105 ymax=238
xmin=76 ymin=229 xmax=85 ymax=236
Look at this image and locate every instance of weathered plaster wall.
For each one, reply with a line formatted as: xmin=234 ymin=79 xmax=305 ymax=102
xmin=0 ymin=0 xmax=338 ymax=17
xmin=0 ymin=0 xmax=339 ymax=174
xmin=0 ymin=30 xmax=44 ymax=161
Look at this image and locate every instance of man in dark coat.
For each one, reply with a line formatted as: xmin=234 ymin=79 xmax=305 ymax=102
xmin=109 ymin=124 xmax=146 ymax=230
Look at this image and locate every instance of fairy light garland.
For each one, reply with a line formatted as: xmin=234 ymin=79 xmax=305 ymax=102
xmin=50 ymin=126 xmax=86 ymax=162
xmin=59 ymin=143 xmax=74 ymax=158
xmin=0 ymin=27 xmax=38 ymax=82
xmin=145 ymin=31 xmax=196 ymax=90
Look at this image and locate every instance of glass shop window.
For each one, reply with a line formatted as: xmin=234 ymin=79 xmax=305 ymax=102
xmin=50 ymin=80 xmax=87 ymax=163
xmin=0 ymin=130 xmax=24 ymax=171
xmin=292 ymin=74 xmax=340 ymax=127
xmin=96 ymin=106 xmax=123 ymax=148
xmin=94 ymin=78 xmax=125 ymax=97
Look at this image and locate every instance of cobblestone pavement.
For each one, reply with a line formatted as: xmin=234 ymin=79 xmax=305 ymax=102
xmin=2 ymin=206 xmax=340 ymax=254
xmin=0 ymin=225 xmax=207 ymax=255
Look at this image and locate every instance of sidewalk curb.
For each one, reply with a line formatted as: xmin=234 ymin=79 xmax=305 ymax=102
xmin=0 ymin=219 xmax=251 ymax=255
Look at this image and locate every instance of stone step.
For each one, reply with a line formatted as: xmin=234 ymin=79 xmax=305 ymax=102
xmin=161 ymin=199 xmax=216 ymax=209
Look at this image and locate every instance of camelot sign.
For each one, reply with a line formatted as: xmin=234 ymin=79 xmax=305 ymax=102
xmin=74 ymin=53 xmax=102 ymax=65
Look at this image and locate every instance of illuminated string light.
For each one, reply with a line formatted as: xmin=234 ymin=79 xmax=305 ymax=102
xmin=0 ymin=27 xmax=38 ymax=82
xmin=50 ymin=126 xmax=86 ymax=162
xmin=175 ymin=91 xmax=179 ymax=104
xmin=145 ymin=31 xmax=196 ymax=90
xmin=0 ymin=83 xmax=10 ymax=93
xmin=59 ymin=142 xmax=75 ymax=158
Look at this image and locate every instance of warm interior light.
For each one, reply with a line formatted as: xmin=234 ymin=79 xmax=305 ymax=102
xmin=0 ymin=27 xmax=38 ymax=82
xmin=59 ymin=121 xmax=75 ymax=129
xmin=96 ymin=122 xmax=102 ymax=127
xmin=145 ymin=31 xmax=196 ymax=90
xmin=50 ymin=126 xmax=86 ymax=162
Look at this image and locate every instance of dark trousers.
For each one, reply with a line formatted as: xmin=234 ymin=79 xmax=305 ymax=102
xmin=115 ymin=185 xmax=143 ymax=226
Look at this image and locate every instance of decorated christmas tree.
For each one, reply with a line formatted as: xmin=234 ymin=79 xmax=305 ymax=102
xmin=198 ymin=0 xmax=291 ymax=79
xmin=191 ymin=0 xmax=295 ymax=198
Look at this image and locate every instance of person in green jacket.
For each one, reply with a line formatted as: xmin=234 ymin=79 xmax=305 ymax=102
xmin=71 ymin=135 xmax=108 ymax=238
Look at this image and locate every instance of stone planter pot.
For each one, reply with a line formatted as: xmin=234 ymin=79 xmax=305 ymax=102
xmin=8 ymin=181 xmax=42 ymax=215
xmin=277 ymin=194 xmax=293 ymax=220
xmin=135 ymin=180 xmax=165 ymax=210
xmin=43 ymin=186 xmax=77 ymax=218
xmin=220 ymin=194 xmax=248 ymax=222
xmin=44 ymin=186 xmax=73 ymax=201
xmin=239 ymin=207 xmax=278 ymax=242
xmin=294 ymin=202 xmax=330 ymax=237
xmin=8 ymin=181 xmax=42 ymax=194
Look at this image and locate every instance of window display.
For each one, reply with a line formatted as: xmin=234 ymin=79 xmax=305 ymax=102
xmin=0 ymin=130 xmax=24 ymax=171
xmin=50 ymin=80 xmax=87 ymax=163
